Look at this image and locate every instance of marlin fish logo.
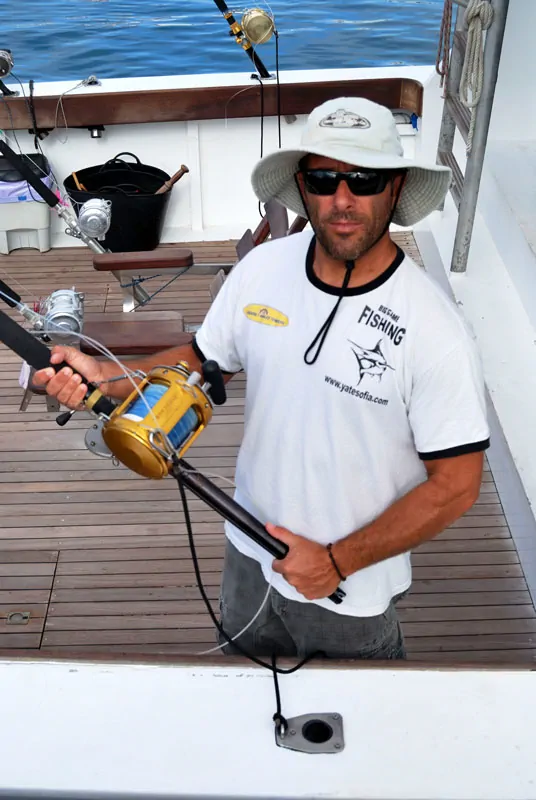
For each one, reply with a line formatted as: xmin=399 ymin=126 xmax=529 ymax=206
xmin=348 ymin=339 xmax=393 ymax=385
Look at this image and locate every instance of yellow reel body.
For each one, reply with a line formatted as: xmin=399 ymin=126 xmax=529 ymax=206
xmin=101 ymin=363 xmax=213 ymax=479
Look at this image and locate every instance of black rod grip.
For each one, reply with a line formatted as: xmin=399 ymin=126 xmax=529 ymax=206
xmin=176 ymin=457 xmax=287 ymax=558
xmin=0 ymin=277 xmax=21 ymax=308
xmin=175 ymin=458 xmax=345 ymax=605
xmin=0 ymin=139 xmax=59 ymax=208
xmin=245 ymin=45 xmax=271 ymax=79
xmin=0 ymin=307 xmax=115 ymax=417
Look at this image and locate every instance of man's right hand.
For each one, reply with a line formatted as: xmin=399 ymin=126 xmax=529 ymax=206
xmin=33 ymin=346 xmax=105 ymax=410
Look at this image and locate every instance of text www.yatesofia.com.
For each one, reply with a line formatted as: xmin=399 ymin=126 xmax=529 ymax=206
xmin=324 ymin=375 xmax=389 ymax=406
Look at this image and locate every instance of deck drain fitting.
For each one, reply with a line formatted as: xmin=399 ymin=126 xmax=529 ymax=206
xmin=6 ymin=611 xmax=30 ymax=625
xmin=275 ymin=713 xmax=344 ymax=754
xmin=302 ymin=719 xmax=333 ymax=743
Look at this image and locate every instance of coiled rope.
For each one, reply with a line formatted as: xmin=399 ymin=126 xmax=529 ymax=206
xmin=459 ymin=0 xmax=494 ymax=153
xmin=436 ymin=0 xmax=494 ymax=153
xmin=435 ymin=0 xmax=453 ymax=96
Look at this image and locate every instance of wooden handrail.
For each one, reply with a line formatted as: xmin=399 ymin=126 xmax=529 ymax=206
xmin=0 ymin=77 xmax=423 ymax=131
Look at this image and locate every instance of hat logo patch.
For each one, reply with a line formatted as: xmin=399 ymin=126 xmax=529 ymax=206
xmin=319 ymin=109 xmax=371 ymax=129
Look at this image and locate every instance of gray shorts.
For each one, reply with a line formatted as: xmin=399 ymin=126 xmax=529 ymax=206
xmin=217 ymin=538 xmax=406 ymax=661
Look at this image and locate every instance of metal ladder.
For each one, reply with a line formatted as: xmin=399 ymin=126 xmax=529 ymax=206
xmin=436 ymin=0 xmax=510 ymax=272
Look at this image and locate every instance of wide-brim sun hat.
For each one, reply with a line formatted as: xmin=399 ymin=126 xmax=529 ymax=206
xmin=251 ymin=96 xmax=452 ymax=228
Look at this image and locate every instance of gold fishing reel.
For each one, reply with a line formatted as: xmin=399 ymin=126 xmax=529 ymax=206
xmin=90 ymin=360 xmax=226 ymax=480
xmin=240 ymin=8 xmax=275 ymax=44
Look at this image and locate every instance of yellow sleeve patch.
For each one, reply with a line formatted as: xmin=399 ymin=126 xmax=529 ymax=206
xmin=243 ymin=304 xmax=289 ymax=327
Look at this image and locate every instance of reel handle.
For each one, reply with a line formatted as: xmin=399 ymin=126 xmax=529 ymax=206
xmin=174 ymin=458 xmax=346 ymax=605
xmin=202 ymin=360 xmax=226 ymax=405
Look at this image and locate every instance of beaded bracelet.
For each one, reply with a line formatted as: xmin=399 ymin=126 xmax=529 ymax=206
xmin=326 ymin=543 xmax=346 ymax=581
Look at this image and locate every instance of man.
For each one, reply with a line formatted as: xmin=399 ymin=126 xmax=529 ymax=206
xmin=34 ymin=97 xmax=490 ymax=662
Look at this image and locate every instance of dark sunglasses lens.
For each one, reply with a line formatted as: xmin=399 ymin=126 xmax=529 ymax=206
xmin=347 ymin=172 xmax=388 ymax=195
xmin=303 ymin=170 xmax=388 ymax=196
xmin=303 ymin=171 xmax=338 ymax=194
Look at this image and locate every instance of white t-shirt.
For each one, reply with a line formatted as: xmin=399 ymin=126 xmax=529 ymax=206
xmin=194 ymin=230 xmax=490 ymax=616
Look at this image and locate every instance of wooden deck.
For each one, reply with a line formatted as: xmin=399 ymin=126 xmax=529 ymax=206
xmin=0 ymin=233 xmax=535 ymax=665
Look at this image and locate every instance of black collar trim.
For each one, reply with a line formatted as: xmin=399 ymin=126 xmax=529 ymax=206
xmin=305 ymin=236 xmax=405 ymax=296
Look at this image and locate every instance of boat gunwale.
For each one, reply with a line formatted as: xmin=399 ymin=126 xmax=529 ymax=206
xmin=0 ymin=76 xmax=424 ymax=130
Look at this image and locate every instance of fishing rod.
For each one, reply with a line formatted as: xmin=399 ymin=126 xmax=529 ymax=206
xmin=0 ymin=140 xmax=187 ymax=253
xmin=0 ymin=276 xmax=84 ymax=346
xmin=0 ymin=292 xmax=345 ymax=607
xmin=0 ymin=300 xmax=348 ymax=753
xmin=212 ymin=0 xmax=272 ymax=78
xmin=0 ymin=138 xmax=109 ymax=254
xmin=0 ymin=291 xmax=348 ymax=750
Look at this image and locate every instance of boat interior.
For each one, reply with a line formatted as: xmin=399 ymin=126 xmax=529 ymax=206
xmin=0 ymin=0 xmax=536 ymax=672
xmin=4 ymin=1 xmax=536 ymax=796
xmin=0 ymin=231 xmax=535 ymax=666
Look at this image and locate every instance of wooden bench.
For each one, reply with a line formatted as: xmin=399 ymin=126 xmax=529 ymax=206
xmin=93 ymin=247 xmax=195 ymax=312
xmin=81 ymin=311 xmax=192 ymax=356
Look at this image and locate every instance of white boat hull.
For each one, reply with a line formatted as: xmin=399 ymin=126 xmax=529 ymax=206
xmin=0 ymin=655 xmax=535 ymax=800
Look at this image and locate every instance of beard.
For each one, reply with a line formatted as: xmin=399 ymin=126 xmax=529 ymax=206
xmin=309 ymin=205 xmax=390 ymax=262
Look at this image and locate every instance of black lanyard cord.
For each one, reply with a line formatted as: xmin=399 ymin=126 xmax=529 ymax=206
xmin=297 ymin=171 xmax=405 ymax=367
xmin=303 ymin=259 xmax=354 ymax=365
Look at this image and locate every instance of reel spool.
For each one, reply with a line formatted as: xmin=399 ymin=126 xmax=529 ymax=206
xmin=34 ymin=288 xmax=85 ymax=345
xmin=0 ymin=49 xmax=14 ymax=79
xmin=241 ymin=8 xmax=275 ymax=44
xmin=78 ymin=198 xmax=112 ymax=241
xmin=99 ymin=361 xmax=221 ymax=479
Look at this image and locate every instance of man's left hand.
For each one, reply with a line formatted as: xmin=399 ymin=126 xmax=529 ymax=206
xmin=266 ymin=523 xmax=342 ymax=600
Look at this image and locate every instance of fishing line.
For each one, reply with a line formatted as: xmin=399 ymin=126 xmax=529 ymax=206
xmin=5 ymin=292 xmax=324 ymax=729
xmin=0 ymin=78 xmax=68 ymax=205
xmin=0 ymin=94 xmax=23 ymax=152
xmin=224 ymin=84 xmax=258 ymax=128
xmin=0 ymin=266 xmax=36 ymax=303
xmin=4 ymin=293 xmax=274 ymax=654
xmin=196 ymin=577 xmax=272 ymax=655
xmin=0 ymin=288 xmax=156 ymax=423
xmin=52 ymin=78 xmax=90 ymax=144
xmin=0 ymin=95 xmax=50 ymax=206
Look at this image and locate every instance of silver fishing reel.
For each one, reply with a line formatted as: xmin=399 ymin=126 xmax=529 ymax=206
xmin=0 ymin=50 xmax=14 ymax=79
xmin=78 ymin=198 xmax=112 ymax=241
xmin=32 ymin=288 xmax=85 ymax=345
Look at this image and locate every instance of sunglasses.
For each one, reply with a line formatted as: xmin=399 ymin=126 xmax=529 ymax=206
xmin=301 ymin=169 xmax=404 ymax=197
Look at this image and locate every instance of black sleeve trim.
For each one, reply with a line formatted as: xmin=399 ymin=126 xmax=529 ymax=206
xmin=191 ymin=335 xmax=207 ymax=363
xmin=418 ymin=438 xmax=490 ymax=461
xmin=191 ymin=335 xmax=236 ymax=376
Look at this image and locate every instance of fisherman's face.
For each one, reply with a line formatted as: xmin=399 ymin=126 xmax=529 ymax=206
xmin=297 ymin=155 xmax=404 ymax=261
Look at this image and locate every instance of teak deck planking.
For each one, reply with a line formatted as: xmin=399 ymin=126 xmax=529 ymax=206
xmin=0 ymin=233 xmax=535 ymax=664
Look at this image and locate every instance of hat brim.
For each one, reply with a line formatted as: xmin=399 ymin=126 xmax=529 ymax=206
xmin=251 ymin=143 xmax=452 ymax=227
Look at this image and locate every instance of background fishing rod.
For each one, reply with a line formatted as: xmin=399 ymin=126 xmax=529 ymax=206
xmin=0 ymin=138 xmax=109 ymax=253
xmin=212 ymin=0 xmax=272 ymax=78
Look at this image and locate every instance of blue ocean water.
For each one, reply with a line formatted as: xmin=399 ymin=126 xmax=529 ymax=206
xmin=2 ymin=0 xmax=444 ymax=83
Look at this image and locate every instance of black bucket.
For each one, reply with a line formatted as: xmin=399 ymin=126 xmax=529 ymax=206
xmin=63 ymin=152 xmax=172 ymax=252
